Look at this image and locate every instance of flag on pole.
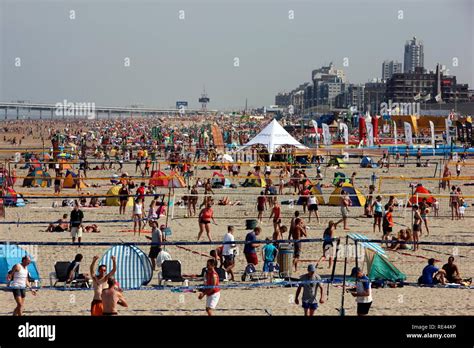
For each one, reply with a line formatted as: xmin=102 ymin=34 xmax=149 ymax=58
xmin=414 ymin=93 xmax=421 ymax=101
xmin=312 ymin=120 xmax=319 ymax=148
xmin=366 ymin=123 xmax=374 ymax=147
xmin=322 ymin=123 xmax=331 ymax=146
xmin=435 ymin=93 xmax=442 ymax=103
xmin=339 ymin=122 xmax=349 ymax=145
xmin=445 ymin=118 xmax=451 ymax=145
xmin=424 ymin=93 xmax=431 ymax=101
xmin=393 ymin=122 xmax=397 ymax=145
xmin=404 ymin=122 xmax=413 ymax=146
xmin=429 ymin=121 xmax=435 ymax=149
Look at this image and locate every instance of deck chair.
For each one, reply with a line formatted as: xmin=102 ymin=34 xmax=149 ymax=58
xmin=158 ymin=260 xmax=188 ymax=286
xmin=49 ymin=261 xmax=90 ymax=288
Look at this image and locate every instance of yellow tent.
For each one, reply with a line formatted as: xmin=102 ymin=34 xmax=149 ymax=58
xmin=105 ymin=185 xmax=133 ymax=206
xmin=328 ymin=183 xmax=366 ymax=207
xmin=247 ymin=174 xmax=266 ymax=187
xmin=310 ymin=183 xmax=325 ymax=205
xmin=63 ymin=170 xmax=87 ymax=189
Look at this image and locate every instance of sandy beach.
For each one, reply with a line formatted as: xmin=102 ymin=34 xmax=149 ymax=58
xmin=0 ymin=120 xmax=472 ymax=316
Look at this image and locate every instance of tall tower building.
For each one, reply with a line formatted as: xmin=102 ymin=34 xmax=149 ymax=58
xmin=382 ymin=60 xmax=402 ymax=80
xmin=404 ymin=36 xmax=424 ymax=73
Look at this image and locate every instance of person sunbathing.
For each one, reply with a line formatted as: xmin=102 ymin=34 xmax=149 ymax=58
xmin=388 ymin=229 xmax=410 ymax=250
xmin=218 ymin=196 xmax=241 ymax=206
xmin=84 ymin=224 xmax=101 ymax=233
xmin=45 ymin=214 xmax=69 ymax=232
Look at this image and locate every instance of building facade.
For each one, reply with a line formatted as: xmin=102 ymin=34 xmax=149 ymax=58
xmin=404 ymin=36 xmax=424 ymax=73
xmin=382 ymin=60 xmax=402 ymax=80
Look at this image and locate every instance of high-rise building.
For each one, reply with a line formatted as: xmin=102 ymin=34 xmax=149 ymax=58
xmin=382 ymin=60 xmax=402 ymax=80
xmin=404 ymin=36 xmax=424 ymax=73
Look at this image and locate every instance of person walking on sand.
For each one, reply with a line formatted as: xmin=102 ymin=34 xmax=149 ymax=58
xmin=295 ymin=264 xmax=325 ymax=316
xmin=90 ymin=255 xmax=116 ymax=316
xmin=256 ymin=191 xmax=267 ymax=223
xmin=412 ymin=205 xmax=422 ymax=251
xmin=316 ymin=221 xmax=337 ymax=269
xmin=132 ymin=198 xmax=144 ymax=235
xmin=336 ymin=190 xmax=351 ymax=230
xmin=102 ymin=277 xmax=128 ymax=315
xmin=268 ymin=199 xmax=281 ymax=234
xmin=118 ymin=183 xmax=130 ymax=215
xmin=198 ymin=259 xmax=220 ymax=316
xmin=7 ymin=256 xmax=37 ymax=316
xmin=290 ymin=218 xmax=307 ymax=272
xmin=145 ymin=220 xmax=162 ymax=270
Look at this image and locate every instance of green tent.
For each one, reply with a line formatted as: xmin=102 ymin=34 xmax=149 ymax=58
xmin=365 ymin=249 xmax=406 ymax=282
xmin=327 ymin=156 xmax=346 ymax=168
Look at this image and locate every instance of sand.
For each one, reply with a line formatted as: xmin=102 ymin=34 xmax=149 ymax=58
xmin=0 ymin=125 xmax=473 ymax=316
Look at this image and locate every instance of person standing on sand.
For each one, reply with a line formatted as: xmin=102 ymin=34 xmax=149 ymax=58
xmin=295 ymin=264 xmax=325 ymax=316
xmin=290 ymin=218 xmax=307 ymax=272
xmin=222 ymin=225 xmax=236 ymax=281
xmin=118 ymin=183 xmax=130 ymax=215
xmin=101 ymin=277 xmax=128 ymax=316
xmin=349 ymin=267 xmax=373 ymax=316
xmin=7 ymin=256 xmax=37 ymax=316
xmin=89 ymin=255 xmax=116 ymax=316
xmin=198 ymin=259 xmax=220 ymax=316
xmin=70 ymin=203 xmax=84 ymax=245
xmin=197 ymin=203 xmax=217 ymax=241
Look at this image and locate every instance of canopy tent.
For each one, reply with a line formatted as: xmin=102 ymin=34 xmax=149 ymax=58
xmin=328 ymin=183 xmax=366 ymax=207
xmin=22 ymin=169 xmax=52 ymax=188
xmin=409 ymin=184 xmax=434 ymax=205
xmin=238 ymin=119 xmax=307 ymax=156
xmin=149 ymin=170 xmax=169 ymax=187
xmin=63 ymin=170 xmax=87 ymax=189
xmin=309 ymin=183 xmax=325 ymax=205
xmin=348 ymin=233 xmax=406 ymax=282
xmin=105 ymin=185 xmax=134 ymax=207
xmin=98 ymin=244 xmax=153 ymax=289
xmin=0 ymin=244 xmax=40 ymax=284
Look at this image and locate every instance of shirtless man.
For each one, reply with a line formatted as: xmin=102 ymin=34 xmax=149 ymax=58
xmin=290 ymin=218 xmax=307 ymax=272
xmin=336 ymin=190 xmax=351 ymax=230
xmin=89 ymin=255 xmax=117 ymax=316
xmin=102 ymin=277 xmax=128 ymax=316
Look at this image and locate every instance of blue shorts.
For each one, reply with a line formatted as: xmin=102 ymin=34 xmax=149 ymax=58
xmin=302 ymin=302 xmax=318 ymax=310
xmin=263 ymin=261 xmax=275 ymax=272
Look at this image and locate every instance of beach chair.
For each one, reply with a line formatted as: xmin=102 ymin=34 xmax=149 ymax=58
xmin=49 ymin=261 xmax=90 ymax=288
xmin=158 ymin=260 xmax=188 ymax=286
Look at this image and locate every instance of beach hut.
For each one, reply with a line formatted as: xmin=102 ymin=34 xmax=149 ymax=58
xmin=0 ymin=244 xmax=40 ymax=284
xmin=4 ymin=187 xmax=26 ymax=207
xmin=98 ymin=244 xmax=153 ymax=289
xmin=63 ymin=170 xmax=86 ymax=189
xmin=409 ymin=184 xmax=434 ymax=205
xmin=149 ymin=170 xmax=169 ymax=187
xmin=105 ymin=185 xmax=133 ymax=207
xmin=328 ymin=183 xmax=366 ymax=206
xmin=22 ymin=168 xmax=52 ymax=188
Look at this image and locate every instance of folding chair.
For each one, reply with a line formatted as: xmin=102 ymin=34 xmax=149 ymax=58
xmin=158 ymin=260 xmax=188 ymax=286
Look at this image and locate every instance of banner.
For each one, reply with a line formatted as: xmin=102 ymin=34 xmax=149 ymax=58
xmin=339 ymin=122 xmax=348 ymax=145
xmin=445 ymin=118 xmax=451 ymax=145
xmin=366 ymin=122 xmax=374 ymax=147
xmin=404 ymin=122 xmax=413 ymax=146
xmin=312 ymin=120 xmax=319 ymax=148
xmin=322 ymin=123 xmax=331 ymax=146
xmin=429 ymin=121 xmax=435 ymax=149
xmin=393 ymin=122 xmax=397 ymax=145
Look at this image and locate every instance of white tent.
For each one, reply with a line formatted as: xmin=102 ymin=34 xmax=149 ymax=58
xmin=239 ymin=119 xmax=307 ymax=154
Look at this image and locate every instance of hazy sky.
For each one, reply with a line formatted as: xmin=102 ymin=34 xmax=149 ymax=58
xmin=1 ymin=0 xmax=472 ymax=109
